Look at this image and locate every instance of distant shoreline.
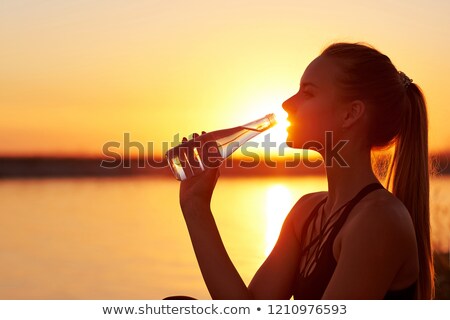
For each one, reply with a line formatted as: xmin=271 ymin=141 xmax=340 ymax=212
xmin=0 ymin=154 xmax=448 ymax=178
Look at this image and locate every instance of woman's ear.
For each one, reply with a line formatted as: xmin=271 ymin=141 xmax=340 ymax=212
xmin=341 ymin=100 xmax=366 ymax=129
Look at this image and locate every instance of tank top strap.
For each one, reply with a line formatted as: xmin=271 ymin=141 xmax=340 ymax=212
xmin=295 ymin=182 xmax=386 ymax=298
xmin=299 ymin=182 xmax=384 ymax=260
xmin=326 ymin=182 xmax=385 ymax=240
xmin=299 ymin=197 xmax=328 ymax=253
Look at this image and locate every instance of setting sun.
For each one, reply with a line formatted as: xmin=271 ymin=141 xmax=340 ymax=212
xmin=272 ymin=109 xmax=291 ymax=145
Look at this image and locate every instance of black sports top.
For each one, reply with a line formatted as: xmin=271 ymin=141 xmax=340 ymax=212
xmin=293 ymin=182 xmax=416 ymax=300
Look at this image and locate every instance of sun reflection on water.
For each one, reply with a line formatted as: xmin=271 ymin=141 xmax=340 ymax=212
xmin=265 ymin=184 xmax=293 ymax=256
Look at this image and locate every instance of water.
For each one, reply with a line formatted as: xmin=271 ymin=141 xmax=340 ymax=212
xmin=0 ymin=176 xmax=449 ymax=299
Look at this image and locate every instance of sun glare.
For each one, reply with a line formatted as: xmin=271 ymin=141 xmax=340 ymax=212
xmin=265 ymin=184 xmax=292 ymax=256
xmin=239 ymin=93 xmax=290 ymax=151
xmin=271 ymin=109 xmax=290 ymax=145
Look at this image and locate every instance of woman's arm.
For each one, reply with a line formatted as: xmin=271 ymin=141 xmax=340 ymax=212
xmin=248 ymin=207 xmax=302 ymax=299
xmin=180 ymin=167 xmax=250 ymax=299
xmin=180 ymin=164 xmax=311 ymax=299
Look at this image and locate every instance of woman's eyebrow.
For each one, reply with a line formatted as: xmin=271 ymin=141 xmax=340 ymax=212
xmin=300 ymin=82 xmax=319 ymax=89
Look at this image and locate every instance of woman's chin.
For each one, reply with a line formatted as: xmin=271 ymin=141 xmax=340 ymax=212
xmin=285 ymin=138 xmax=301 ymax=149
xmin=286 ymin=140 xmax=294 ymax=148
xmin=285 ymin=130 xmax=301 ymax=148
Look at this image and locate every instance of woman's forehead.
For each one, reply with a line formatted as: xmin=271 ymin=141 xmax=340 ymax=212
xmin=300 ymin=56 xmax=339 ymax=88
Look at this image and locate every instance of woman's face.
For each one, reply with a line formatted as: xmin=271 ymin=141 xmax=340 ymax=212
xmin=282 ymin=56 xmax=345 ymax=150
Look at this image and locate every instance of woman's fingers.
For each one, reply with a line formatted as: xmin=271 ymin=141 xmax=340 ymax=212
xmin=179 ymin=166 xmax=221 ymax=208
xmin=182 ymin=131 xmax=207 ymax=143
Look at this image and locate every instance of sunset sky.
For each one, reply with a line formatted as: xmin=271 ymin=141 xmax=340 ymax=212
xmin=1 ymin=0 xmax=449 ymax=157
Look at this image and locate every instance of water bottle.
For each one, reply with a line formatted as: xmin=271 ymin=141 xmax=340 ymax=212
xmin=165 ymin=113 xmax=277 ymax=180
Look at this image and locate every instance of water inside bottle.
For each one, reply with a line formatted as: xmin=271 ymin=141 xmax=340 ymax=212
xmin=166 ymin=139 xmax=222 ymax=181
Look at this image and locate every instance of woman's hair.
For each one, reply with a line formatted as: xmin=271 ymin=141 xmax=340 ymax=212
xmin=321 ymin=42 xmax=434 ymax=299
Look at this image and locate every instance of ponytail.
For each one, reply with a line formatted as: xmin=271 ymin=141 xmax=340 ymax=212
xmin=385 ymin=83 xmax=434 ymax=299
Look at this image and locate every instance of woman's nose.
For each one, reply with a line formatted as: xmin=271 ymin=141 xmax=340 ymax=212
xmin=282 ymin=94 xmax=297 ymax=113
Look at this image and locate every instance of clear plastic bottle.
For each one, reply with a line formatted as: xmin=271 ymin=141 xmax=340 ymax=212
xmin=165 ymin=113 xmax=277 ymax=180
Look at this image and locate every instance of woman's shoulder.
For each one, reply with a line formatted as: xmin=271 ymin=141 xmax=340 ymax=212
xmin=349 ymin=189 xmax=413 ymax=229
xmin=288 ymin=191 xmax=329 ymax=238
xmin=289 ymin=191 xmax=328 ymax=217
xmin=295 ymin=191 xmax=328 ymax=206
xmin=341 ymin=189 xmax=417 ymax=261
xmin=327 ymin=189 xmax=419 ymax=297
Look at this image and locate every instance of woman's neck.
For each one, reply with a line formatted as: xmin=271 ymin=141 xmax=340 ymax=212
xmin=322 ymin=141 xmax=380 ymax=215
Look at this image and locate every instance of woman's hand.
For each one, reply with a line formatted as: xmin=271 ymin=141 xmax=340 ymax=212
xmin=179 ymin=132 xmax=221 ymax=212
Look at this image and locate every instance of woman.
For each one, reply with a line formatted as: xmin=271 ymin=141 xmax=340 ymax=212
xmin=178 ymin=42 xmax=434 ymax=299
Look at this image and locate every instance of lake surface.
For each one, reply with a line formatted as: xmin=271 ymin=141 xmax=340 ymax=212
xmin=0 ymin=176 xmax=449 ymax=299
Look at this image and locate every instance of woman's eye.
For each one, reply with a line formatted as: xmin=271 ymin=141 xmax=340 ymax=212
xmin=300 ymin=90 xmax=312 ymax=97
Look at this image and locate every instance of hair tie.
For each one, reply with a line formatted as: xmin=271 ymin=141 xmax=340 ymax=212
xmin=399 ymin=71 xmax=413 ymax=89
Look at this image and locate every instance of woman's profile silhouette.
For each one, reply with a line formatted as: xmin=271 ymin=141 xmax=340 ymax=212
xmin=175 ymin=42 xmax=434 ymax=300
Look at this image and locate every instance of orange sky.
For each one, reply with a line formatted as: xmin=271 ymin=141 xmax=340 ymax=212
xmin=1 ymin=0 xmax=449 ymax=157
